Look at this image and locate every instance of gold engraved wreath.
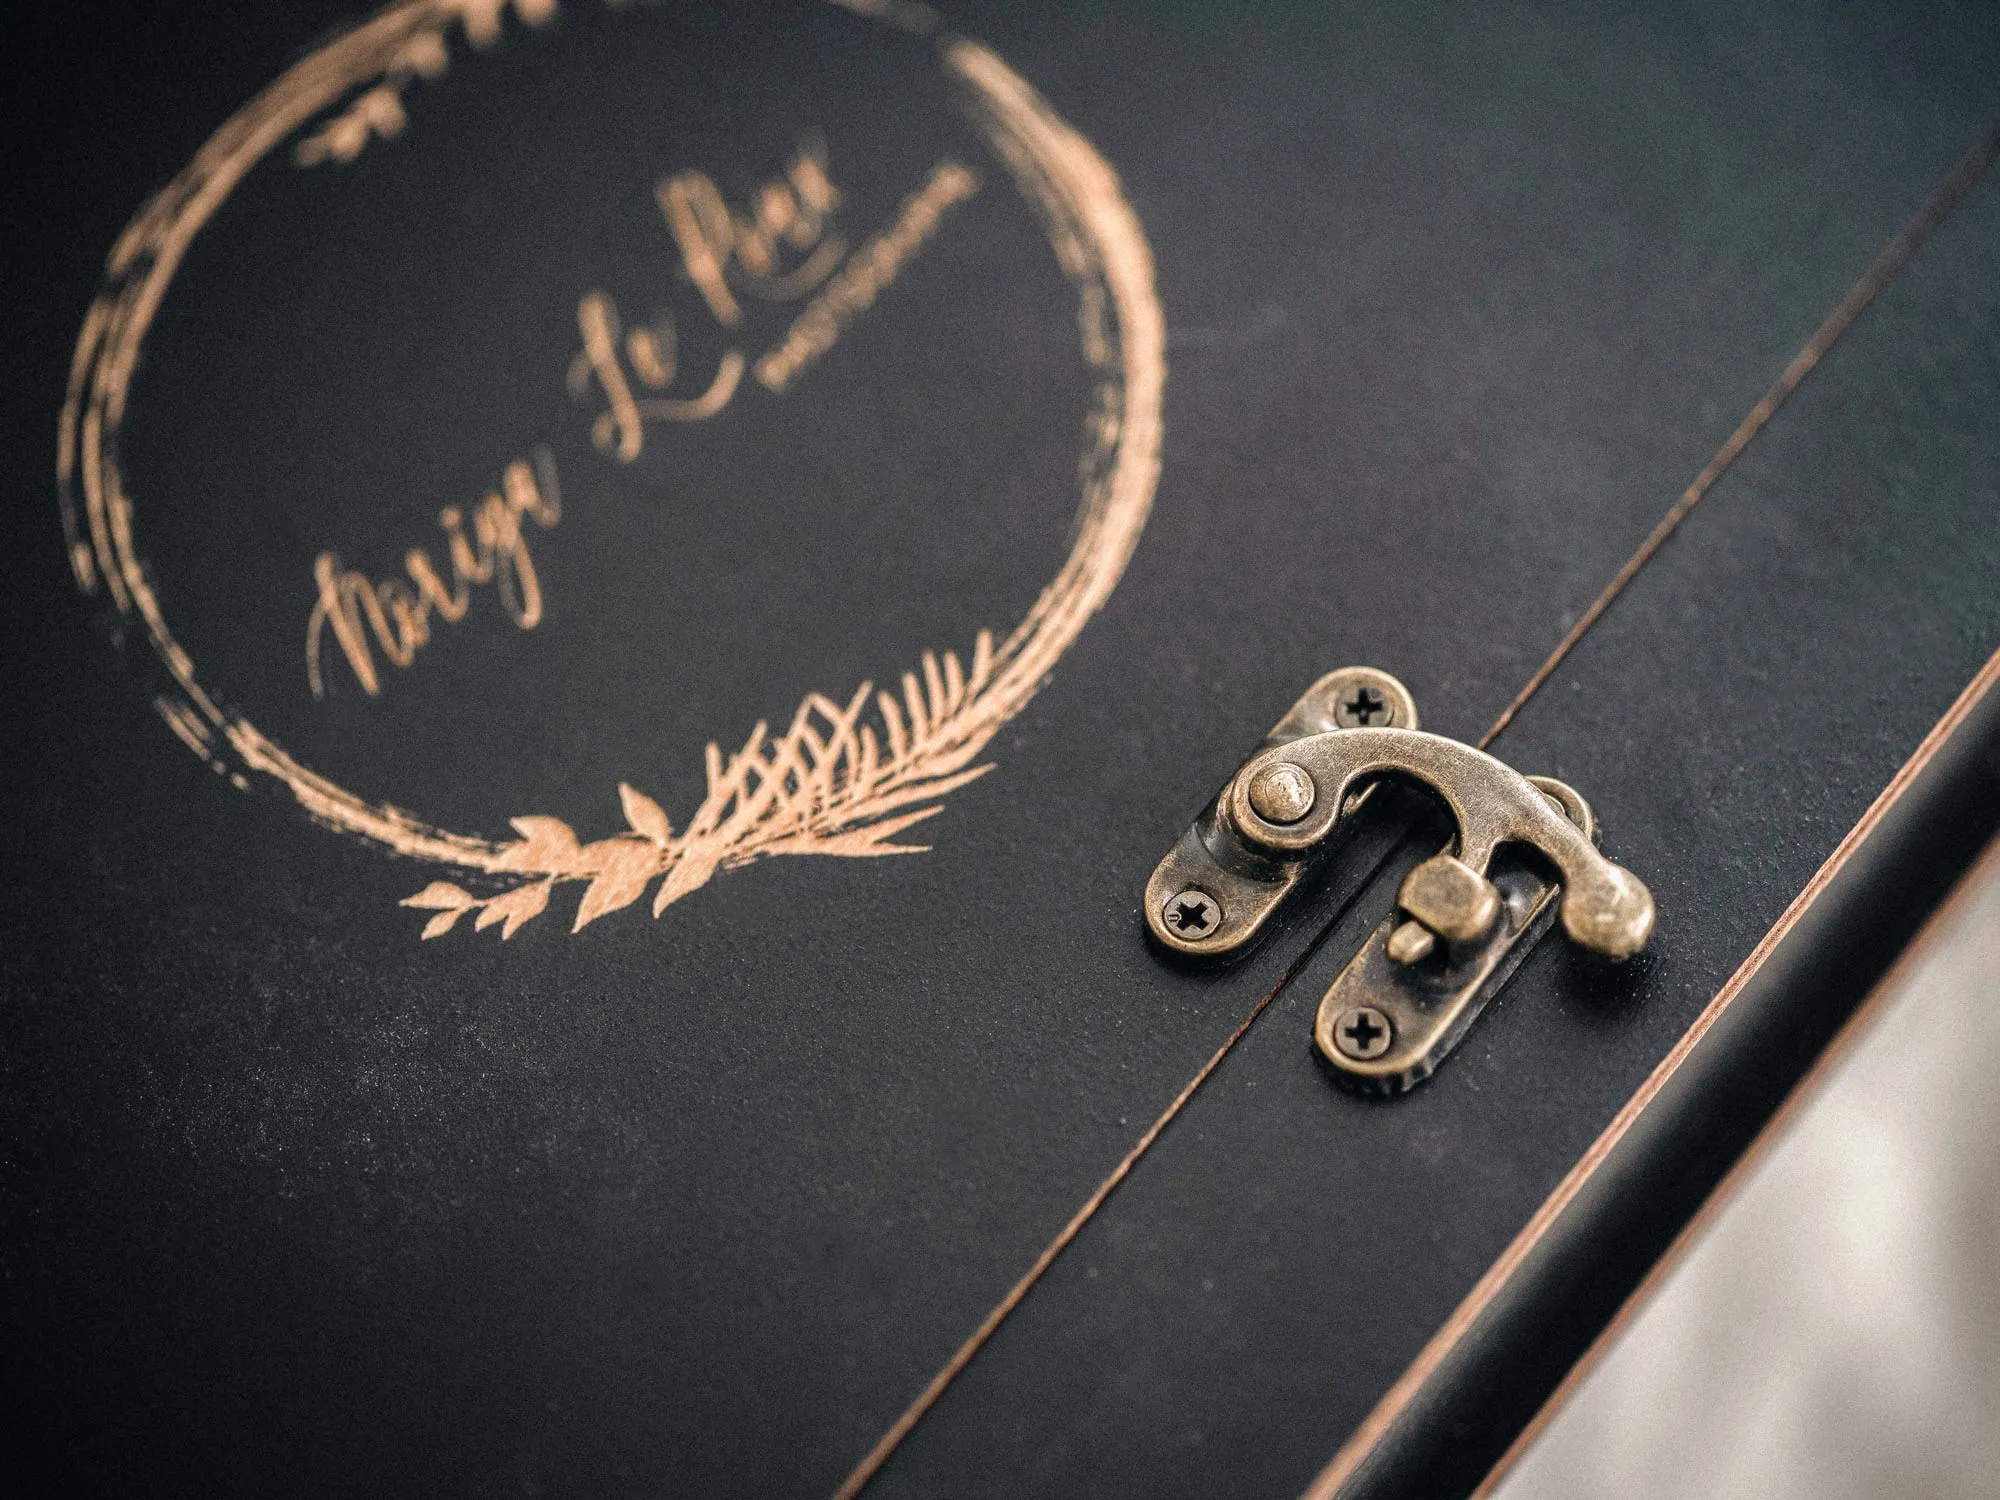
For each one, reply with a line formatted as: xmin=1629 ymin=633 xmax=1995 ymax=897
xmin=57 ymin=1 xmax=1164 ymax=940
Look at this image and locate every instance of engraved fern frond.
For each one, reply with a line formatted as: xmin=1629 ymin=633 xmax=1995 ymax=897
xmin=405 ymin=630 xmax=1009 ymax=938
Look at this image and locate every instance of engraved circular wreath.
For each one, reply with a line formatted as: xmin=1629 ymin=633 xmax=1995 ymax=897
xmin=58 ymin=0 xmax=1163 ymax=940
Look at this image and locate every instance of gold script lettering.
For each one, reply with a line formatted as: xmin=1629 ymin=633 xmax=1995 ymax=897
xmin=656 ymin=135 xmax=844 ymax=326
xmin=571 ymin=139 xmax=980 ymax=463
xmin=566 ymin=293 xmax=746 ymax=462
xmin=305 ymin=450 xmax=561 ymax=698
xmin=309 ymin=138 xmax=982 ymax=702
xmin=754 ymin=160 xmax=979 ymax=393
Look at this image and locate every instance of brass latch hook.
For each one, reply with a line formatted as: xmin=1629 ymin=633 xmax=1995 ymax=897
xmin=1144 ymin=668 xmax=1654 ymax=1092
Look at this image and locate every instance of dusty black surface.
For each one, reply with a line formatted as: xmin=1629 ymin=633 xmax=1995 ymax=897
xmin=2 ymin=3 xmax=1997 ymax=1499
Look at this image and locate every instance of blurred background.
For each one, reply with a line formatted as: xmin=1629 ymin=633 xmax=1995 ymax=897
xmin=1497 ymin=840 xmax=2000 ymax=1500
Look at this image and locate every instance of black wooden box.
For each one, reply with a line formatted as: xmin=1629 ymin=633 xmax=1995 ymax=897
xmin=4 ymin=3 xmax=1999 ymax=1497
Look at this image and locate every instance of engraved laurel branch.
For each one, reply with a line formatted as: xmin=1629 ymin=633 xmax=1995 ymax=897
xmin=401 ymin=632 xmax=1008 ymax=938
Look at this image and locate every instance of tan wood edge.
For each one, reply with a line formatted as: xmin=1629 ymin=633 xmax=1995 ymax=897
xmin=1298 ymin=640 xmax=2000 ymax=1500
xmin=1467 ymin=819 xmax=2000 ymax=1500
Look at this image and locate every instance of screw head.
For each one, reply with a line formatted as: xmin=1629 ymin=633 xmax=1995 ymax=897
xmin=1333 ymin=683 xmax=1392 ymax=728
xmin=1161 ymin=888 xmax=1222 ymax=940
xmin=1332 ymin=1004 xmax=1394 ymax=1061
xmin=1247 ymin=762 xmax=1316 ymax=824
xmin=1305 ymin=668 xmax=1417 ymax=735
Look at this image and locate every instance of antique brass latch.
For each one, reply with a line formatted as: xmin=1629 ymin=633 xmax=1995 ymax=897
xmin=1144 ymin=668 xmax=1654 ymax=1094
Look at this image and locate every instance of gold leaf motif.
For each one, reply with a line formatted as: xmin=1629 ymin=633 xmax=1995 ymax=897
xmin=401 ymin=880 xmax=476 ymax=910
xmin=618 ymin=783 xmax=674 ymax=845
xmin=499 ymin=816 xmax=581 ymax=870
xmin=421 ymin=908 xmax=466 ymax=940
xmin=474 ymin=878 xmax=551 ymax=938
xmin=572 ymin=839 xmax=657 ymax=931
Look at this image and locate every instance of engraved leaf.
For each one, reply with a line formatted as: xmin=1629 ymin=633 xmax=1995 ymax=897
xmin=401 ymin=881 xmax=477 ymax=910
xmin=354 ymin=87 xmax=408 ymax=138
xmin=653 ymin=850 xmax=725 ymax=915
xmin=857 ymin=724 xmax=881 ymax=788
xmin=618 ymin=782 xmax=674 ymax=845
xmin=572 ymin=840 xmax=659 ymax=931
xmin=499 ymin=815 xmax=582 ymax=871
xmin=877 ymin=690 xmax=908 ymax=762
xmin=838 ymin=804 xmax=945 ymax=853
xmin=475 ymin=879 xmax=551 ymax=938
xmin=942 ymin=649 xmax=965 ymax=712
xmin=923 ymin=652 xmax=946 ymax=723
xmin=457 ymin=0 xmax=507 ymax=46
xmin=421 ymin=908 xmax=467 ymax=940
xmin=968 ymin=628 xmax=994 ymax=692
xmin=901 ymin=671 xmax=931 ymax=740
xmin=394 ymin=31 xmax=450 ymax=78
xmin=760 ymin=803 xmax=945 ymax=858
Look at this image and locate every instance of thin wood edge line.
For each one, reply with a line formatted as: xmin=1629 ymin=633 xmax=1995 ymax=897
xmin=828 ymin=963 xmax=1300 ymax=1500
xmin=833 ymin=822 xmax=1409 ymax=1497
xmin=1478 ymin=118 xmax=2000 ymax=753
xmin=1467 ymin=822 xmax=2000 ymax=1500
xmin=1298 ymin=639 xmax=2000 ymax=1500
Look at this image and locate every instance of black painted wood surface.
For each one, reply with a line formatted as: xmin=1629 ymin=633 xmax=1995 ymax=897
xmin=3 ymin=4 xmax=1998 ymax=1498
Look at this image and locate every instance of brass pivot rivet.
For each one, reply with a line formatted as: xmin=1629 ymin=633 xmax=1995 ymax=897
xmin=1162 ymin=888 xmax=1222 ymax=939
xmin=1332 ymin=1004 xmax=1394 ymax=1061
xmin=1247 ymin=762 xmax=1316 ymax=824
